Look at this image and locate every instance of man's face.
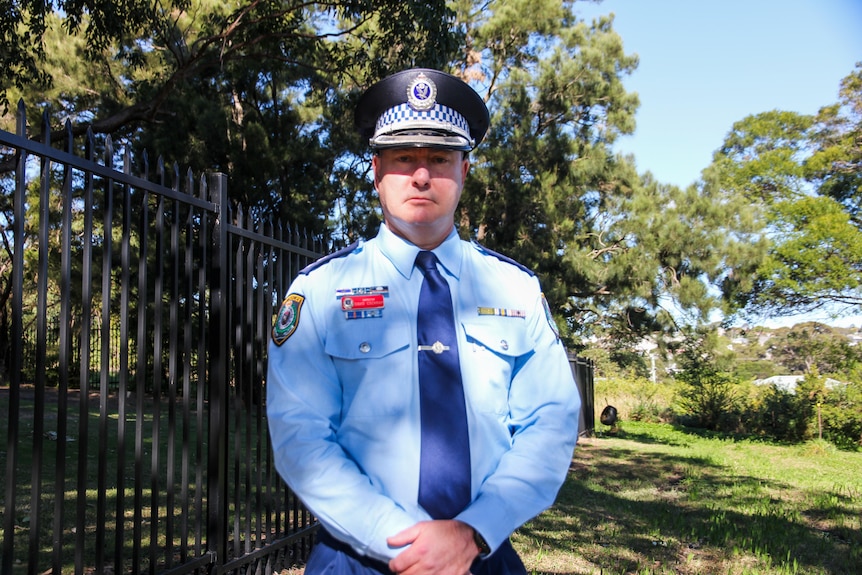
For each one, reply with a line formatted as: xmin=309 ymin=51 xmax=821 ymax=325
xmin=372 ymin=147 xmax=470 ymax=249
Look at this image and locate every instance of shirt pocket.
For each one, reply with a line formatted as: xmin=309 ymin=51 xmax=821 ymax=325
xmin=324 ymin=320 xmax=412 ymax=416
xmin=460 ymin=320 xmax=532 ymax=414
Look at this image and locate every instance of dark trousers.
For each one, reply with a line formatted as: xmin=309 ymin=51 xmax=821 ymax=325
xmin=305 ymin=529 xmax=528 ymax=575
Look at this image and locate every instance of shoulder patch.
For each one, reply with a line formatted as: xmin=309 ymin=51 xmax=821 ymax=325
xmin=471 ymin=242 xmax=535 ymax=276
xmin=272 ymin=293 xmax=304 ymax=346
xmin=300 ymin=241 xmax=361 ymax=275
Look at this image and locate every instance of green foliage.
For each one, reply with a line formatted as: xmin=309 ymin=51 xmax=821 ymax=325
xmin=767 ymin=322 xmax=861 ymax=375
xmin=732 ymin=359 xmax=779 ymax=382
xmin=745 ymin=384 xmax=813 ymax=443
xmin=674 ymin=333 xmax=743 ymax=432
xmin=676 ymin=365 xmax=741 ymax=433
xmin=819 ymin=371 xmax=862 ymax=450
xmin=4 ymin=0 xmax=861 ymax=364
xmin=711 ymin=63 xmax=862 ymax=321
xmin=2 ymin=0 xmax=460 ymax=233
xmin=457 ymin=7 xmax=642 ymax=346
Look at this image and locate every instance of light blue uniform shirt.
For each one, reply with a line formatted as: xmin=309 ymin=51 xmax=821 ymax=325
xmin=267 ymin=224 xmax=580 ymax=562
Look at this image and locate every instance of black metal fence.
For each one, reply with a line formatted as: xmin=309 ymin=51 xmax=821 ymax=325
xmin=0 ymin=101 xmax=323 ymax=574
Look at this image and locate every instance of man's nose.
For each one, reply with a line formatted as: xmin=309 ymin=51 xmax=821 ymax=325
xmin=412 ymin=163 xmax=431 ymax=185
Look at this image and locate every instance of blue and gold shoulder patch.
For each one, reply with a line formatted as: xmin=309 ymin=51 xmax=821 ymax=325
xmin=272 ymin=293 xmax=304 ymax=346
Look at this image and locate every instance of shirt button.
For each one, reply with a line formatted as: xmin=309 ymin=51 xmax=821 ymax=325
xmin=359 ymin=342 xmax=371 ymax=353
xmin=500 ymin=340 xmax=509 ymax=350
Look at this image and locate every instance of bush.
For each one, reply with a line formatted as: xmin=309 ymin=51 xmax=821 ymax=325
xmin=819 ymin=378 xmax=862 ymax=450
xmin=744 ymin=385 xmax=812 ymax=442
xmin=675 ymin=364 xmax=743 ymax=432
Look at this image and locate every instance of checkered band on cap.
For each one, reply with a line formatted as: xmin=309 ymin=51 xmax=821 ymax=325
xmin=373 ymin=102 xmax=471 ymax=140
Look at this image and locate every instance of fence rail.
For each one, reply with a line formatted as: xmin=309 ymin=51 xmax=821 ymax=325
xmin=0 ymin=101 xmax=323 ymax=575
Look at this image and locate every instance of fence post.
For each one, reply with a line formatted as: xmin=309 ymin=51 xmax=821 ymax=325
xmin=207 ymin=172 xmax=230 ymax=564
xmin=569 ymin=355 xmax=595 ymax=437
xmin=1 ymin=99 xmax=28 ymax=575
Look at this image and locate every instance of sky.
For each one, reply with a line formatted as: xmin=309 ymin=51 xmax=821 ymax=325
xmin=575 ymin=0 xmax=862 ymax=328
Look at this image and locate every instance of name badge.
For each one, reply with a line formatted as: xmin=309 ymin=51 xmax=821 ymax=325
xmin=342 ymin=294 xmax=385 ymax=311
xmin=336 ymin=286 xmax=388 ymax=319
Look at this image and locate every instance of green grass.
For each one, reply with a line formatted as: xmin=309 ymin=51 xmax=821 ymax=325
xmin=6 ymin=386 xmax=861 ymax=575
xmin=512 ymin=421 xmax=862 ymax=575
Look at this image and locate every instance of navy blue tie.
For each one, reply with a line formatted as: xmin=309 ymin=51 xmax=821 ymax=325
xmin=415 ymin=250 xmax=471 ymax=519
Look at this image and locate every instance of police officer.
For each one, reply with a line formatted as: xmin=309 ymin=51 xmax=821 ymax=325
xmin=267 ymin=68 xmax=580 ymax=575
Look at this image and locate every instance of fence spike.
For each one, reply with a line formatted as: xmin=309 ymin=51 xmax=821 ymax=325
xmin=64 ymin=118 xmax=73 ymax=152
xmin=123 ymin=147 xmax=132 ymax=176
xmin=86 ymin=126 xmax=95 ymax=162
xmin=141 ymin=148 xmax=149 ymax=179
xmin=186 ymin=167 xmax=194 ymax=197
xmin=173 ymin=161 xmax=180 ymax=193
xmin=104 ymin=134 xmax=114 ymax=167
xmin=41 ymin=107 xmax=51 ymax=146
xmin=157 ymin=155 xmax=166 ymax=186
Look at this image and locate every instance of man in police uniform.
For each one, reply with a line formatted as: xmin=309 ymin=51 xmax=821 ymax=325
xmin=267 ymin=68 xmax=580 ymax=575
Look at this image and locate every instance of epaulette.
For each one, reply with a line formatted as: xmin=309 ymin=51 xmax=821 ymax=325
xmin=300 ymin=241 xmax=361 ymax=275
xmin=471 ymin=241 xmax=535 ymax=276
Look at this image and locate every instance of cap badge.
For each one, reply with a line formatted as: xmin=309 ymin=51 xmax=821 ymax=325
xmin=406 ymin=73 xmax=437 ymax=111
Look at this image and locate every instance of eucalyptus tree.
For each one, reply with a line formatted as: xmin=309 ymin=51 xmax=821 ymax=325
xmin=448 ymin=1 xmax=759 ymax=349
xmin=712 ymin=64 xmax=862 ymax=322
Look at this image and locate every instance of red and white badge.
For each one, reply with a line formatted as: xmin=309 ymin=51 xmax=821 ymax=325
xmin=341 ymin=294 xmax=385 ymax=311
xmin=336 ymin=286 xmax=389 ymax=319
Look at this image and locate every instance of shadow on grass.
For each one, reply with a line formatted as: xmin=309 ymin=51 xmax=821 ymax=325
xmin=517 ymin=437 xmax=861 ymax=575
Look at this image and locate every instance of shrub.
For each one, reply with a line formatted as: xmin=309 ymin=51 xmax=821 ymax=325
xmin=819 ymin=378 xmax=862 ymax=450
xmin=676 ymin=367 xmax=742 ymax=432
xmin=746 ymin=385 xmax=812 ymax=442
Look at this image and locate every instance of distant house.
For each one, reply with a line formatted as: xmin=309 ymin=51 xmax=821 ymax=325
xmin=753 ymin=375 xmax=846 ymax=393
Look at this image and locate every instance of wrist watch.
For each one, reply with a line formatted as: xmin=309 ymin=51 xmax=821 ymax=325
xmin=473 ymin=528 xmax=491 ymax=556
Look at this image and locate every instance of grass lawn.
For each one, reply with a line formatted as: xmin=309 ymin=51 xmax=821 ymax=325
xmin=512 ymin=421 xmax=862 ymax=575
xmin=278 ymin=421 xmax=860 ymax=574
xmin=5 ymin=384 xmax=859 ymax=574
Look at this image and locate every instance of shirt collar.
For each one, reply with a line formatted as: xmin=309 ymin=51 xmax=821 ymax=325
xmin=377 ymin=223 xmax=463 ymax=280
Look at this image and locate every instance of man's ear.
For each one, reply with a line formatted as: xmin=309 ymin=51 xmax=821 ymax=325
xmin=371 ymin=154 xmax=381 ymax=188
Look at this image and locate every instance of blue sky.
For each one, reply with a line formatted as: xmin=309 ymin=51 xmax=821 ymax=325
xmin=575 ymin=0 xmax=862 ymax=328
xmin=576 ymin=0 xmax=861 ymax=188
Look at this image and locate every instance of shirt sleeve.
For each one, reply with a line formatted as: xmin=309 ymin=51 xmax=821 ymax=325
xmin=456 ymin=277 xmax=581 ymax=553
xmin=266 ymin=273 xmax=418 ymax=562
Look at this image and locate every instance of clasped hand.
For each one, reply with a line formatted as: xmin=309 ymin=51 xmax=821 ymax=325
xmin=387 ymin=519 xmax=480 ymax=575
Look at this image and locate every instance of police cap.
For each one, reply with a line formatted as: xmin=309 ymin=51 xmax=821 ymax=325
xmin=355 ymin=68 xmax=489 ymax=151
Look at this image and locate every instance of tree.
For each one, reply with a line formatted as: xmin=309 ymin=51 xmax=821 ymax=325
xmin=766 ymin=322 xmax=861 ymax=376
xmin=2 ymin=0 xmax=460 ymax=229
xmin=0 ymin=1 xmax=460 ymax=383
xmin=712 ymin=64 xmax=862 ymax=321
xmin=449 ymin=3 xmax=763 ymax=349
xmin=674 ymin=330 xmax=742 ymax=432
xmin=6 ymin=0 xmax=807 ymax=359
